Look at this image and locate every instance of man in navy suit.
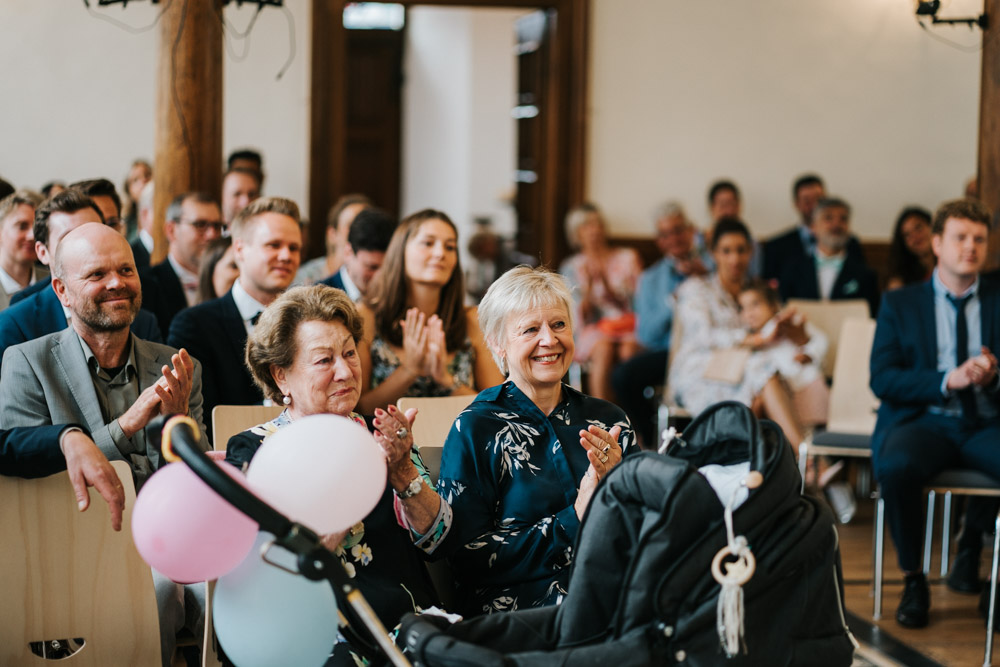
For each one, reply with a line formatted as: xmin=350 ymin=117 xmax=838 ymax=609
xmin=0 ymin=190 xmax=161 ymax=371
xmin=168 ymin=197 xmax=302 ymax=435
xmin=778 ymin=197 xmax=880 ymax=316
xmin=319 ymin=207 xmax=394 ymax=302
xmin=140 ymin=192 xmax=223 ymax=339
xmin=0 ymin=424 xmax=125 ymax=531
xmin=871 ymin=198 xmax=1000 ymax=628
xmin=763 ymin=174 xmax=864 ymax=282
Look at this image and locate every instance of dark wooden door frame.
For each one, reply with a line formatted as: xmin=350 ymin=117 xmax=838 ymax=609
xmin=309 ymin=0 xmax=589 ymax=267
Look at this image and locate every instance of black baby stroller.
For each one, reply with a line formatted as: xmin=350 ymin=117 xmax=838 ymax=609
xmin=400 ymin=401 xmax=857 ymax=666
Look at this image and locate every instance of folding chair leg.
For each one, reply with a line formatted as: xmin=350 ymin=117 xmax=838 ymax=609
xmin=874 ymin=494 xmax=885 ymax=620
xmin=984 ymin=511 xmax=1000 ymax=667
xmin=941 ymin=491 xmax=953 ymax=578
xmin=923 ymin=491 xmax=937 ymax=575
xmin=798 ymin=442 xmax=809 ymax=494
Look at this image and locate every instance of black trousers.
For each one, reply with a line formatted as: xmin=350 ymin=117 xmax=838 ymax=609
xmin=611 ymin=348 xmax=668 ymax=449
xmin=875 ymin=412 xmax=1000 ymax=572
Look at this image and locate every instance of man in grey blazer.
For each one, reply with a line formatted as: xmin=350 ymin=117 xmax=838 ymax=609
xmin=0 ymin=222 xmax=208 ymax=667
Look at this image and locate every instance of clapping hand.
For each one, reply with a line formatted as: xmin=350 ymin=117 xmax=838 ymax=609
xmin=400 ymin=308 xmax=430 ymax=377
xmin=948 ymin=346 xmax=999 ymax=390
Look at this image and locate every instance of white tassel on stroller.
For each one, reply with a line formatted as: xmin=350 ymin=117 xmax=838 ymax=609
xmin=711 ymin=471 xmax=762 ymax=658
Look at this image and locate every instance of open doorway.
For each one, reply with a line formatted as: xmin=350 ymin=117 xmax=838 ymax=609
xmin=308 ymin=0 xmax=589 ymax=270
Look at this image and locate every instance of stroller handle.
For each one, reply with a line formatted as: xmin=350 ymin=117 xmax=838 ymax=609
xmin=147 ymin=414 xmax=413 ymax=667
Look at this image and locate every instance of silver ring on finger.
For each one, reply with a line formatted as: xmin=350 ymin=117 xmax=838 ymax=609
xmin=602 ymin=444 xmax=611 ymax=454
xmin=395 ymin=427 xmax=409 ymax=440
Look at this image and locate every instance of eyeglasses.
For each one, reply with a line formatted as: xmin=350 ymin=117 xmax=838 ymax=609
xmin=182 ymin=219 xmax=227 ymax=234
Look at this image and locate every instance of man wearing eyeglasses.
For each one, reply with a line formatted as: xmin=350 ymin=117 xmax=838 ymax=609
xmin=140 ymin=192 xmax=224 ymax=339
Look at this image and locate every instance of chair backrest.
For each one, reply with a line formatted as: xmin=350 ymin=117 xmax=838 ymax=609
xmin=786 ymin=298 xmax=870 ymax=378
xmin=212 ymin=404 xmax=284 ymax=451
xmin=0 ymin=461 xmax=161 ymax=666
xmin=397 ymin=394 xmax=476 ymax=484
xmin=826 ymin=317 xmax=879 ymax=434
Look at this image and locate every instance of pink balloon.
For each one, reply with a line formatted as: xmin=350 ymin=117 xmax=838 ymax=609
xmin=132 ymin=461 xmax=259 ymax=583
xmin=246 ymin=414 xmax=387 ymax=534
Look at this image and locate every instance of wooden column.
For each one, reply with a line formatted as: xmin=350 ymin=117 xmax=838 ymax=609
xmin=982 ymin=0 xmax=1000 ymax=266
xmin=153 ymin=0 xmax=224 ymax=265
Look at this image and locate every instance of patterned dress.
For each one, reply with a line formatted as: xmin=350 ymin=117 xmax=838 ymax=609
xmin=559 ymin=247 xmax=642 ymax=361
xmin=370 ymin=336 xmax=475 ymax=397
xmin=437 ymin=381 xmax=633 ymax=616
xmin=225 ymin=410 xmax=450 ymax=664
xmin=669 ymin=274 xmax=779 ymax=415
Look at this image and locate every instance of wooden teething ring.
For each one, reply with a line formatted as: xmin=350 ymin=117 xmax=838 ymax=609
xmin=711 ymin=546 xmax=756 ymax=587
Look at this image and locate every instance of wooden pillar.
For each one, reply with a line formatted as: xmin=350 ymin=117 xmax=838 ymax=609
xmin=153 ymin=0 xmax=224 ymax=265
xmin=982 ymin=0 xmax=1000 ymax=266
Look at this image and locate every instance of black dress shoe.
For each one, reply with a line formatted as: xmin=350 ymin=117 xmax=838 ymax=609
xmin=948 ymin=546 xmax=983 ymax=594
xmin=897 ymin=573 xmax=930 ymax=628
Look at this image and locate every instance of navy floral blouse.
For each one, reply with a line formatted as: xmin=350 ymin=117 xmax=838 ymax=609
xmin=437 ymin=381 xmax=633 ymax=616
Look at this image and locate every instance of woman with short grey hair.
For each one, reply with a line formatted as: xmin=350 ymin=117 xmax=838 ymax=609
xmin=437 ymin=265 xmax=633 ymax=616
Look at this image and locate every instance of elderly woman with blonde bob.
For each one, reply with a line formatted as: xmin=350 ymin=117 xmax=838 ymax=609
xmin=225 ymin=285 xmax=451 ymax=665
xmin=437 ymin=266 xmax=633 ymax=616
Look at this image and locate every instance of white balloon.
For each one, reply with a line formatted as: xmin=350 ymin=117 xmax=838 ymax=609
xmin=246 ymin=414 xmax=387 ymax=533
xmin=214 ymin=533 xmax=338 ymax=667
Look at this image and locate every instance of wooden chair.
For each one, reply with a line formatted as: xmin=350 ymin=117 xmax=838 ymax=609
xmin=797 ymin=317 xmax=879 ymax=488
xmin=0 ymin=461 xmax=161 ymax=666
xmin=212 ymin=404 xmax=283 ymax=452
xmin=397 ymin=394 xmax=476 ymax=484
xmin=785 ymin=298 xmax=870 ymax=378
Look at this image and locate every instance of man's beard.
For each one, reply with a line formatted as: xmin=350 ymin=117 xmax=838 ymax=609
xmin=74 ymin=289 xmax=142 ymax=332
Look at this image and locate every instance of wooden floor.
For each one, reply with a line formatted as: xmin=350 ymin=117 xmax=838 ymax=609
xmin=837 ymin=494 xmax=997 ymax=666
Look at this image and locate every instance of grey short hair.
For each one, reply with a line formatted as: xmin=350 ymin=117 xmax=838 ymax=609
xmin=653 ymin=200 xmax=689 ymax=225
xmin=812 ymin=197 xmax=851 ymax=222
xmin=563 ymin=202 xmax=602 ymax=249
xmin=477 ymin=266 xmax=574 ymax=375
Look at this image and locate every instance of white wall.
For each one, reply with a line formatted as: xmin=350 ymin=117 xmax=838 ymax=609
xmin=401 ymin=6 xmax=524 ymax=252
xmin=0 ymin=1 xmax=310 ymax=211
xmin=0 ymin=0 xmax=983 ymax=243
xmin=588 ymin=0 xmax=983 ymax=240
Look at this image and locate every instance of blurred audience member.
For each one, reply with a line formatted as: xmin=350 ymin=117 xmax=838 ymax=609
xmin=319 ymin=207 xmax=395 ymax=302
xmin=227 ymin=148 xmax=264 ymax=188
xmin=707 ymin=179 xmax=742 ymax=223
xmin=559 ymin=203 xmax=641 ymax=402
xmin=464 ymin=219 xmax=536 ymax=304
xmin=40 ymin=182 xmax=66 ymax=199
xmin=298 ymin=193 xmax=371 ymax=285
xmin=778 ymin=197 xmax=880 ymax=316
xmin=71 ymin=178 xmax=124 ymax=236
xmin=220 ymin=167 xmax=261 ymax=225
xmin=887 ymin=206 xmax=934 ymax=290
xmin=611 ymin=202 xmax=711 ymax=447
xmin=121 ymin=159 xmax=152 ymax=242
xmin=196 ymin=237 xmax=238 ymax=304
xmin=141 ymin=193 xmax=224 ymax=338
xmin=0 ymin=190 xmax=45 ymax=311
xmin=131 ymin=182 xmax=155 ymax=269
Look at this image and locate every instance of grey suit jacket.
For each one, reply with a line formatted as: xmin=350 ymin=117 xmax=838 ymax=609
xmin=0 ymin=326 xmax=209 ymax=484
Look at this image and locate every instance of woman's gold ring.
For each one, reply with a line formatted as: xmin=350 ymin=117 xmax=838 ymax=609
xmin=599 ymin=452 xmax=609 ymax=464
xmin=395 ymin=427 xmax=409 ymax=440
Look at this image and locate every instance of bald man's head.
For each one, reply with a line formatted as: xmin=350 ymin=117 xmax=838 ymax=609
xmin=52 ymin=223 xmax=141 ymax=333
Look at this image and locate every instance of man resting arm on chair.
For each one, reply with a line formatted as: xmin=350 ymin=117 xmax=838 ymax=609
xmin=0 ymin=424 xmax=125 ymax=530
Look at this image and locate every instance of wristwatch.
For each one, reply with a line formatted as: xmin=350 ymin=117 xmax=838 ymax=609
xmin=396 ymin=475 xmax=424 ymax=499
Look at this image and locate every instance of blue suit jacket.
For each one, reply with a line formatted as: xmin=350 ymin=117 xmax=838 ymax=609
xmin=140 ymin=261 xmax=188 ymax=340
xmin=869 ymin=279 xmax=1000 ymax=464
xmin=0 ymin=283 xmax=162 ymax=373
xmin=319 ymin=270 xmax=347 ymax=292
xmin=167 ymin=290 xmax=263 ymax=435
xmin=0 ymin=424 xmax=77 ymax=478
